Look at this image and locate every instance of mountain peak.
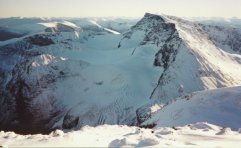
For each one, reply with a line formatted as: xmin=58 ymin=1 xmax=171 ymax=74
xmin=143 ymin=13 xmax=166 ymax=22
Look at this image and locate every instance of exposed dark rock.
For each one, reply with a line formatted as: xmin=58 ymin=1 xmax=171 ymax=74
xmin=0 ymin=70 xmax=5 ymax=85
xmin=94 ymin=81 xmax=104 ymax=85
xmin=150 ymin=24 xmax=182 ymax=100
xmin=117 ymin=43 xmax=121 ymax=48
xmin=25 ymin=34 xmax=54 ymax=46
xmin=62 ymin=113 xmax=79 ymax=129
xmin=136 ymin=105 xmax=152 ymax=124
xmin=119 ymin=13 xmax=167 ymax=45
xmin=154 ymin=44 xmax=179 ymax=69
xmin=153 ymin=26 xmax=181 ymax=68
xmin=139 ymin=123 xmax=157 ymax=129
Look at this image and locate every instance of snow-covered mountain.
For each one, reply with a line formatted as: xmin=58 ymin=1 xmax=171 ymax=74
xmin=0 ymin=13 xmax=241 ymax=134
xmin=120 ymin=13 xmax=241 ymax=102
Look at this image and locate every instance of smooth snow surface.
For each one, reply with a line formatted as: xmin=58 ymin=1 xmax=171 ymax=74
xmin=1 ymin=122 xmax=241 ymax=147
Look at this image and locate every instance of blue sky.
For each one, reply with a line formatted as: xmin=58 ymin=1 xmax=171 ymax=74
xmin=0 ymin=0 xmax=240 ymax=18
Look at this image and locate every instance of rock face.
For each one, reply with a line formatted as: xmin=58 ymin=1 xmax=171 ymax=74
xmin=0 ymin=14 xmax=241 ymax=134
xmin=118 ymin=13 xmax=177 ymax=49
xmin=62 ymin=113 xmax=79 ymax=129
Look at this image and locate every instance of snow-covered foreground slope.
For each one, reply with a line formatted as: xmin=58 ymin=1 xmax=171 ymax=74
xmin=1 ymin=122 xmax=241 ymax=147
xmin=144 ymin=86 xmax=241 ymax=130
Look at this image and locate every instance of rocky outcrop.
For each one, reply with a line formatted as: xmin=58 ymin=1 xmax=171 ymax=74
xmin=118 ymin=12 xmax=170 ymax=48
xmin=136 ymin=104 xmax=152 ymax=124
xmin=62 ymin=112 xmax=79 ymax=129
xmin=25 ymin=34 xmax=55 ymax=46
xmin=153 ymin=27 xmax=181 ymax=68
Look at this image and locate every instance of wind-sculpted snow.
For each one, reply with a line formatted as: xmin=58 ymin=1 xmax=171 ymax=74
xmin=0 ymin=13 xmax=241 ymax=134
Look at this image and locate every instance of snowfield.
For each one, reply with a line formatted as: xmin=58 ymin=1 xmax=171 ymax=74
xmin=1 ymin=122 xmax=241 ymax=147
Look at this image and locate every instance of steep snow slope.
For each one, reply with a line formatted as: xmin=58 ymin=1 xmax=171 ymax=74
xmin=1 ymin=122 xmax=241 ymax=147
xmin=0 ymin=13 xmax=241 ymax=134
xmin=165 ymin=15 xmax=241 ymax=89
xmin=144 ymin=86 xmax=241 ymax=130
